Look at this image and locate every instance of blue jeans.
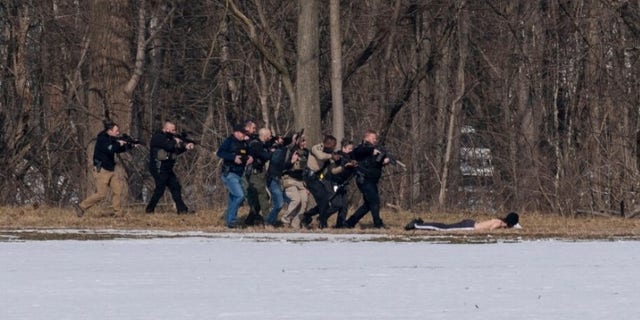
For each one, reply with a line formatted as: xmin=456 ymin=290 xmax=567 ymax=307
xmin=265 ymin=178 xmax=285 ymax=225
xmin=221 ymin=172 xmax=245 ymax=227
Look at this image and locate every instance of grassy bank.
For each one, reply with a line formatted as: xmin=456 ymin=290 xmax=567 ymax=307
xmin=2 ymin=205 xmax=640 ymax=241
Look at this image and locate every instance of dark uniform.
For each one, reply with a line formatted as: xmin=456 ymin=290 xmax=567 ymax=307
xmin=302 ymin=150 xmax=356 ymax=228
xmin=217 ymin=132 xmax=250 ymax=228
xmin=244 ymin=135 xmax=272 ymax=225
xmin=301 ymin=142 xmax=335 ymax=228
xmin=264 ymin=142 xmax=294 ymax=225
xmin=345 ymin=141 xmax=387 ymax=228
xmin=145 ymin=131 xmax=190 ymax=214
xmin=93 ymin=131 xmax=133 ymax=171
xmin=77 ymin=129 xmax=133 ymax=216
xmin=326 ymin=150 xmax=357 ymax=227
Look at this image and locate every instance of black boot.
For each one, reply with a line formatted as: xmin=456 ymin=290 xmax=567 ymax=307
xmin=300 ymin=213 xmax=312 ymax=229
xmin=404 ymin=218 xmax=423 ymax=231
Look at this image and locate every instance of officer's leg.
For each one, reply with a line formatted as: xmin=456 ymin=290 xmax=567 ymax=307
xmin=166 ymin=171 xmax=189 ymax=213
xmin=265 ymin=178 xmax=285 ymax=225
xmin=244 ymin=174 xmax=262 ymax=225
xmin=345 ymin=181 xmax=370 ymax=227
xmin=301 ymin=178 xmax=326 ymax=227
xmin=108 ymin=170 xmax=125 ymax=215
xmin=365 ymin=182 xmax=383 ymax=228
xmin=146 ymin=171 xmax=168 ymax=213
xmin=334 ymin=192 xmax=348 ymax=228
xmin=80 ymin=169 xmax=112 ymax=211
xmin=255 ymin=172 xmax=269 ymax=223
xmin=222 ymin=172 xmax=245 ymax=228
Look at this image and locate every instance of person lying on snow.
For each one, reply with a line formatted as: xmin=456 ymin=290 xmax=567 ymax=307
xmin=404 ymin=212 xmax=521 ymax=231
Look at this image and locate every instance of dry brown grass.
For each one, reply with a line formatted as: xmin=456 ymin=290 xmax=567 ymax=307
xmin=2 ymin=205 xmax=640 ymax=241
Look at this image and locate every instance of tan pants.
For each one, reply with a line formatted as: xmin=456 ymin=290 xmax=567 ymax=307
xmin=79 ymin=169 xmax=124 ymax=214
xmin=283 ymin=185 xmax=308 ymax=228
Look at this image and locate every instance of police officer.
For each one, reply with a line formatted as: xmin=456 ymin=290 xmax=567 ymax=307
xmin=302 ymin=139 xmax=357 ymax=228
xmin=74 ymin=121 xmax=134 ymax=217
xmin=280 ymin=136 xmax=309 ymax=228
xmin=216 ymin=124 xmax=253 ymax=228
xmin=244 ymin=127 xmax=273 ymax=226
xmin=327 ymin=140 xmax=357 ymax=228
xmin=300 ymin=135 xmax=338 ymax=229
xmin=263 ymin=134 xmax=294 ymax=227
xmin=145 ymin=121 xmax=194 ymax=214
xmin=345 ymin=130 xmax=389 ymax=228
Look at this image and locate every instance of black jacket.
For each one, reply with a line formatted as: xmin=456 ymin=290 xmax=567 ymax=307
xmin=216 ymin=135 xmax=250 ymax=175
xmin=327 ymin=150 xmax=356 ymax=185
xmin=267 ymin=146 xmax=294 ymax=180
xmin=93 ymin=131 xmax=132 ymax=171
xmin=248 ymin=137 xmax=272 ymax=173
xmin=149 ymin=131 xmax=187 ymax=172
xmin=352 ymin=141 xmax=384 ymax=181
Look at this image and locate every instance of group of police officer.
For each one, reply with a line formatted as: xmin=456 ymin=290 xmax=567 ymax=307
xmin=75 ymin=120 xmax=391 ymax=230
xmin=216 ymin=120 xmax=391 ymax=229
xmin=74 ymin=120 xmax=196 ymax=217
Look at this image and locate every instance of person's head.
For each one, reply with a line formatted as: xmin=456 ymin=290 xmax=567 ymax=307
xmin=363 ymin=130 xmax=378 ymax=145
xmin=341 ymin=139 xmax=354 ymax=153
xmin=232 ymin=123 xmax=247 ymax=140
xmin=244 ymin=120 xmax=257 ymax=135
xmin=322 ymin=135 xmax=337 ymax=153
xmin=258 ymin=128 xmax=272 ymax=142
xmin=104 ymin=121 xmax=120 ymax=137
xmin=162 ymin=121 xmax=177 ymax=134
xmin=502 ymin=212 xmax=520 ymax=228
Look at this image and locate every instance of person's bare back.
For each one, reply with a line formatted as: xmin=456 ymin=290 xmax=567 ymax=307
xmin=405 ymin=212 xmax=520 ymax=231
xmin=473 ymin=218 xmax=507 ymax=231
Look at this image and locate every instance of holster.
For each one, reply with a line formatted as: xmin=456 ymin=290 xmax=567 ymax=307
xmin=303 ymin=168 xmax=317 ymax=180
xmin=356 ymin=171 xmax=365 ymax=185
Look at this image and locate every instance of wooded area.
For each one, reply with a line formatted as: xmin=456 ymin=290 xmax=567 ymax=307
xmin=1 ymin=0 xmax=640 ymax=216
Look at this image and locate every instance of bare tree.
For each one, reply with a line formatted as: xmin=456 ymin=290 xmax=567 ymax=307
xmin=329 ymin=0 xmax=344 ymax=144
xmin=438 ymin=0 xmax=468 ymax=208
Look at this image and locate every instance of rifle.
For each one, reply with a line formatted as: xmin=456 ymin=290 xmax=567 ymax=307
xmin=289 ymin=128 xmax=305 ymax=153
xmin=173 ymin=130 xmax=199 ymax=145
xmin=376 ymin=145 xmax=406 ymax=169
xmin=118 ymin=133 xmax=144 ymax=145
xmin=266 ymin=135 xmax=293 ymax=149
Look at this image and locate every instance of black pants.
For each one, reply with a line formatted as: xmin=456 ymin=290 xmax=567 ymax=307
xmin=146 ymin=169 xmax=188 ymax=213
xmin=303 ymin=177 xmax=332 ymax=228
xmin=346 ymin=178 xmax=383 ymax=228
xmin=414 ymin=219 xmax=476 ymax=230
xmin=329 ymin=189 xmax=348 ymax=228
xmin=305 ymin=187 xmax=348 ymax=228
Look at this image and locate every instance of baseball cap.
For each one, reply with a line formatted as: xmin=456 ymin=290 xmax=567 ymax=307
xmin=233 ymin=124 xmax=246 ymax=133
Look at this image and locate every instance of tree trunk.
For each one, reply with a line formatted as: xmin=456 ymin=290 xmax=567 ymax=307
xmin=86 ymin=0 xmax=134 ymax=206
xmin=439 ymin=0 xmax=467 ymax=208
xmin=295 ymin=0 xmax=321 ymax=144
xmin=329 ymin=0 xmax=344 ymax=144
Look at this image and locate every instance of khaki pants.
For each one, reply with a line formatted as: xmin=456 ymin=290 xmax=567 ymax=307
xmin=283 ymin=185 xmax=308 ymax=228
xmin=79 ymin=169 xmax=124 ymax=215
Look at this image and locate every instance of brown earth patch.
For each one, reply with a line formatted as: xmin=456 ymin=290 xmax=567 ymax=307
xmin=1 ymin=205 xmax=639 ymax=242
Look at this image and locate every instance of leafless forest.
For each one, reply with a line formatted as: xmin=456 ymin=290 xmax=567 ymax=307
xmin=1 ymin=0 xmax=640 ymax=216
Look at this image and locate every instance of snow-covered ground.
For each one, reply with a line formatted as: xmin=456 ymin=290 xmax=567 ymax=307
xmin=1 ymin=232 xmax=639 ymax=319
